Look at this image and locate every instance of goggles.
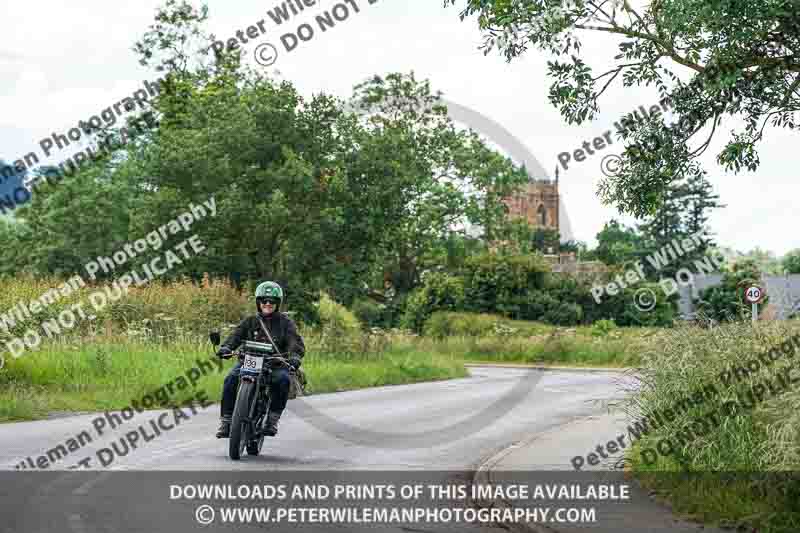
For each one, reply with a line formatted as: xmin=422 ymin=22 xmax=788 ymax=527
xmin=257 ymin=296 xmax=280 ymax=306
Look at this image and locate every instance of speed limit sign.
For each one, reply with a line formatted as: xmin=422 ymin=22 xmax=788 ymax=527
xmin=745 ymin=285 xmax=765 ymax=304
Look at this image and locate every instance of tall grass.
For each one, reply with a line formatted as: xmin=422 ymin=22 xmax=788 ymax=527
xmin=0 ymin=330 xmax=467 ymax=422
xmin=0 ymin=338 xmax=219 ymax=421
xmin=620 ymin=321 xmax=800 ymax=470
xmin=621 ymin=321 xmax=800 ymax=532
xmin=0 ymin=274 xmax=251 ymax=346
xmin=420 ymin=312 xmax=653 ymax=367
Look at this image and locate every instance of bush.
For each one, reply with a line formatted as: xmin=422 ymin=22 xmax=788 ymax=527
xmin=109 ymin=275 xmax=251 ymax=336
xmin=543 ymin=301 xmax=583 ymax=326
xmin=317 ymin=292 xmax=362 ymax=337
xmin=695 ymin=259 xmax=766 ymax=322
xmin=578 ymin=280 xmax=676 ymax=327
xmin=617 ymin=283 xmax=676 ymax=327
xmin=351 ymin=298 xmax=385 ymax=329
xmin=423 ymin=311 xmax=498 ymax=338
xmin=782 ymin=249 xmax=800 ymax=274
xmin=462 ymin=252 xmax=549 ymax=319
xmin=383 ymin=291 xmax=410 ymax=329
xmin=314 ymin=292 xmax=364 ymax=357
xmin=591 ymin=319 xmax=618 ymax=337
xmin=520 ymin=290 xmax=559 ymax=321
xmin=400 ymin=272 xmax=465 ymax=333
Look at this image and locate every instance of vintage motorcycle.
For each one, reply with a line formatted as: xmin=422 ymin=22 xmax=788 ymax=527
xmin=209 ymin=331 xmax=292 ymax=460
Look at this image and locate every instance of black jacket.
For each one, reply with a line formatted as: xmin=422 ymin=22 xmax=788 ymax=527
xmin=222 ymin=312 xmax=305 ymax=360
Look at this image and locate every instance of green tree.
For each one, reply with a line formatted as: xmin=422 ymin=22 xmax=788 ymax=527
xmin=0 ymin=1 xmax=536 ymax=326
xmin=5 ymin=146 xmax=144 ymax=279
xmin=129 ymin=3 xmax=530 ymax=311
xmin=559 ymin=239 xmax=587 ymax=255
xmin=491 ymin=219 xmax=562 ymax=254
xmin=733 ymin=247 xmax=783 ymax=275
xmin=401 ymin=272 xmax=466 ymax=333
xmin=637 ymin=169 xmax=723 ymax=278
xmin=462 ymin=251 xmax=550 ymax=319
xmin=0 ymin=217 xmax=31 ymax=275
xmin=593 ymin=219 xmax=645 ymax=266
xmin=531 ymin=227 xmax=561 ymax=253
xmin=348 ymin=72 xmax=530 ymax=295
xmin=679 ymin=170 xmax=724 ymax=239
xmin=695 ymin=258 xmax=767 ymax=322
xmin=783 ymin=249 xmax=800 ymax=274
xmin=446 ymin=0 xmax=800 ymax=217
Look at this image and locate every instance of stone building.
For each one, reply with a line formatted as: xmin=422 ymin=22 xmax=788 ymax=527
xmin=502 ymin=168 xmax=560 ymax=234
xmin=496 ymin=168 xmax=608 ymax=276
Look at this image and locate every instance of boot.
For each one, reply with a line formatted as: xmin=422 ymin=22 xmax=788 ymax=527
xmin=262 ymin=411 xmax=282 ymax=437
xmin=216 ymin=418 xmax=231 ymax=438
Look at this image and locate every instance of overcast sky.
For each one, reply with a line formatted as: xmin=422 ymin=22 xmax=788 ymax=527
xmin=1 ymin=0 xmax=795 ymax=255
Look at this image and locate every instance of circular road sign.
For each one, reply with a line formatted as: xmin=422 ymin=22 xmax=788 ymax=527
xmin=744 ymin=285 xmax=766 ymax=304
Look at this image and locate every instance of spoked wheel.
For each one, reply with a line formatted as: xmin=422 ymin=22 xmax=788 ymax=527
xmin=229 ymin=381 xmax=254 ymax=460
xmin=247 ymin=395 xmax=270 ymax=456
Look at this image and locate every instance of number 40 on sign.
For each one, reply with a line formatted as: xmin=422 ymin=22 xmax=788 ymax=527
xmin=745 ymin=285 xmax=766 ymax=322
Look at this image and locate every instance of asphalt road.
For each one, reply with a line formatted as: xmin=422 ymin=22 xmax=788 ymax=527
xmin=0 ymin=366 xmax=630 ymax=533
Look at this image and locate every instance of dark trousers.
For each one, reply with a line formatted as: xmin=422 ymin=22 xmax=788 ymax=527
xmin=220 ymin=362 xmax=290 ymax=421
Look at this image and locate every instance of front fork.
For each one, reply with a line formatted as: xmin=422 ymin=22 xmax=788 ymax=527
xmin=241 ymin=371 xmax=270 ymax=437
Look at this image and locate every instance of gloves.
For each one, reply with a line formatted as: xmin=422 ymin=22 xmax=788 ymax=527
xmin=288 ymin=355 xmax=302 ymax=369
xmin=216 ymin=346 xmax=232 ymax=358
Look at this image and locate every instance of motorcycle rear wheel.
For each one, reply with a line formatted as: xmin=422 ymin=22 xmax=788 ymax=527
xmin=229 ymin=380 xmax=254 ymax=460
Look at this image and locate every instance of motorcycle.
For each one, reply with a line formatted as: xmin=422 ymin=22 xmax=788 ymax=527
xmin=209 ymin=331 xmax=291 ymax=460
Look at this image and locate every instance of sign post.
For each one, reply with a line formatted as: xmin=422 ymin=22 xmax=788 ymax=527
xmin=744 ymin=285 xmax=766 ymax=323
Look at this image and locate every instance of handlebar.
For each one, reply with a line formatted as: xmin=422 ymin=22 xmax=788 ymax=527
xmin=227 ymin=352 xmax=292 ymax=368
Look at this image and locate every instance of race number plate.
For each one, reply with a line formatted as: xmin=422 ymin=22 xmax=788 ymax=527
xmin=243 ymin=354 xmax=264 ymax=372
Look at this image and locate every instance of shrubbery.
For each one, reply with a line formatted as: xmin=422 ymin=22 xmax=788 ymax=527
xmin=591 ymin=319 xmax=618 ymax=337
xmin=350 ymin=295 xmax=408 ymax=330
xmin=586 ymin=282 xmax=677 ymax=327
xmin=400 ymin=272 xmax=465 ymax=333
xmin=350 ymin=298 xmax=385 ymax=329
xmin=399 ymin=251 xmax=676 ymax=332
xmin=543 ymin=301 xmax=584 ymax=326
xmin=695 ymin=259 xmax=767 ymax=322
xmin=317 ymin=292 xmax=362 ymax=335
xmin=462 ymin=252 xmax=549 ymax=318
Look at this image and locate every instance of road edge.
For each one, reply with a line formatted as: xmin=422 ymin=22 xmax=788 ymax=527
xmin=470 ymin=417 xmax=596 ymax=533
xmin=464 ymin=363 xmax=630 ymax=373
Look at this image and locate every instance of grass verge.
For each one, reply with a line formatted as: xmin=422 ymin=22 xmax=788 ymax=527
xmin=0 ymin=336 xmax=466 ymax=423
xmin=620 ymin=321 xmax=800 ymax=533
xmin=627 ymin=441 xmax=800 ymax=532
xmin=407 ymin=331 xmax=648 ymax=367
xmin=419 ymin=312 xmax=656 ymax=367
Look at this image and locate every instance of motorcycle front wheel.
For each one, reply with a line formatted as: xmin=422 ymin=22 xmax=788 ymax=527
xmin=247 ymin=394 xmax=271 ymax=456
xmin=229 ymin=380 xmax=255 ymax=460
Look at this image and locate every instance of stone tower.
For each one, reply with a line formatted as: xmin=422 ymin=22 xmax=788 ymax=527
xmin=502 ymin=167 xmax=560 ymax=233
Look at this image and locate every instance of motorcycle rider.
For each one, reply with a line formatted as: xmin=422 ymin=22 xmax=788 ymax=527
xmin=215 ymin=281 xmax=305 ymax=439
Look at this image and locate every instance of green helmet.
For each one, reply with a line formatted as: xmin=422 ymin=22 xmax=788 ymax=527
xmin=254 ymin=281 xmax=283 ymax=312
